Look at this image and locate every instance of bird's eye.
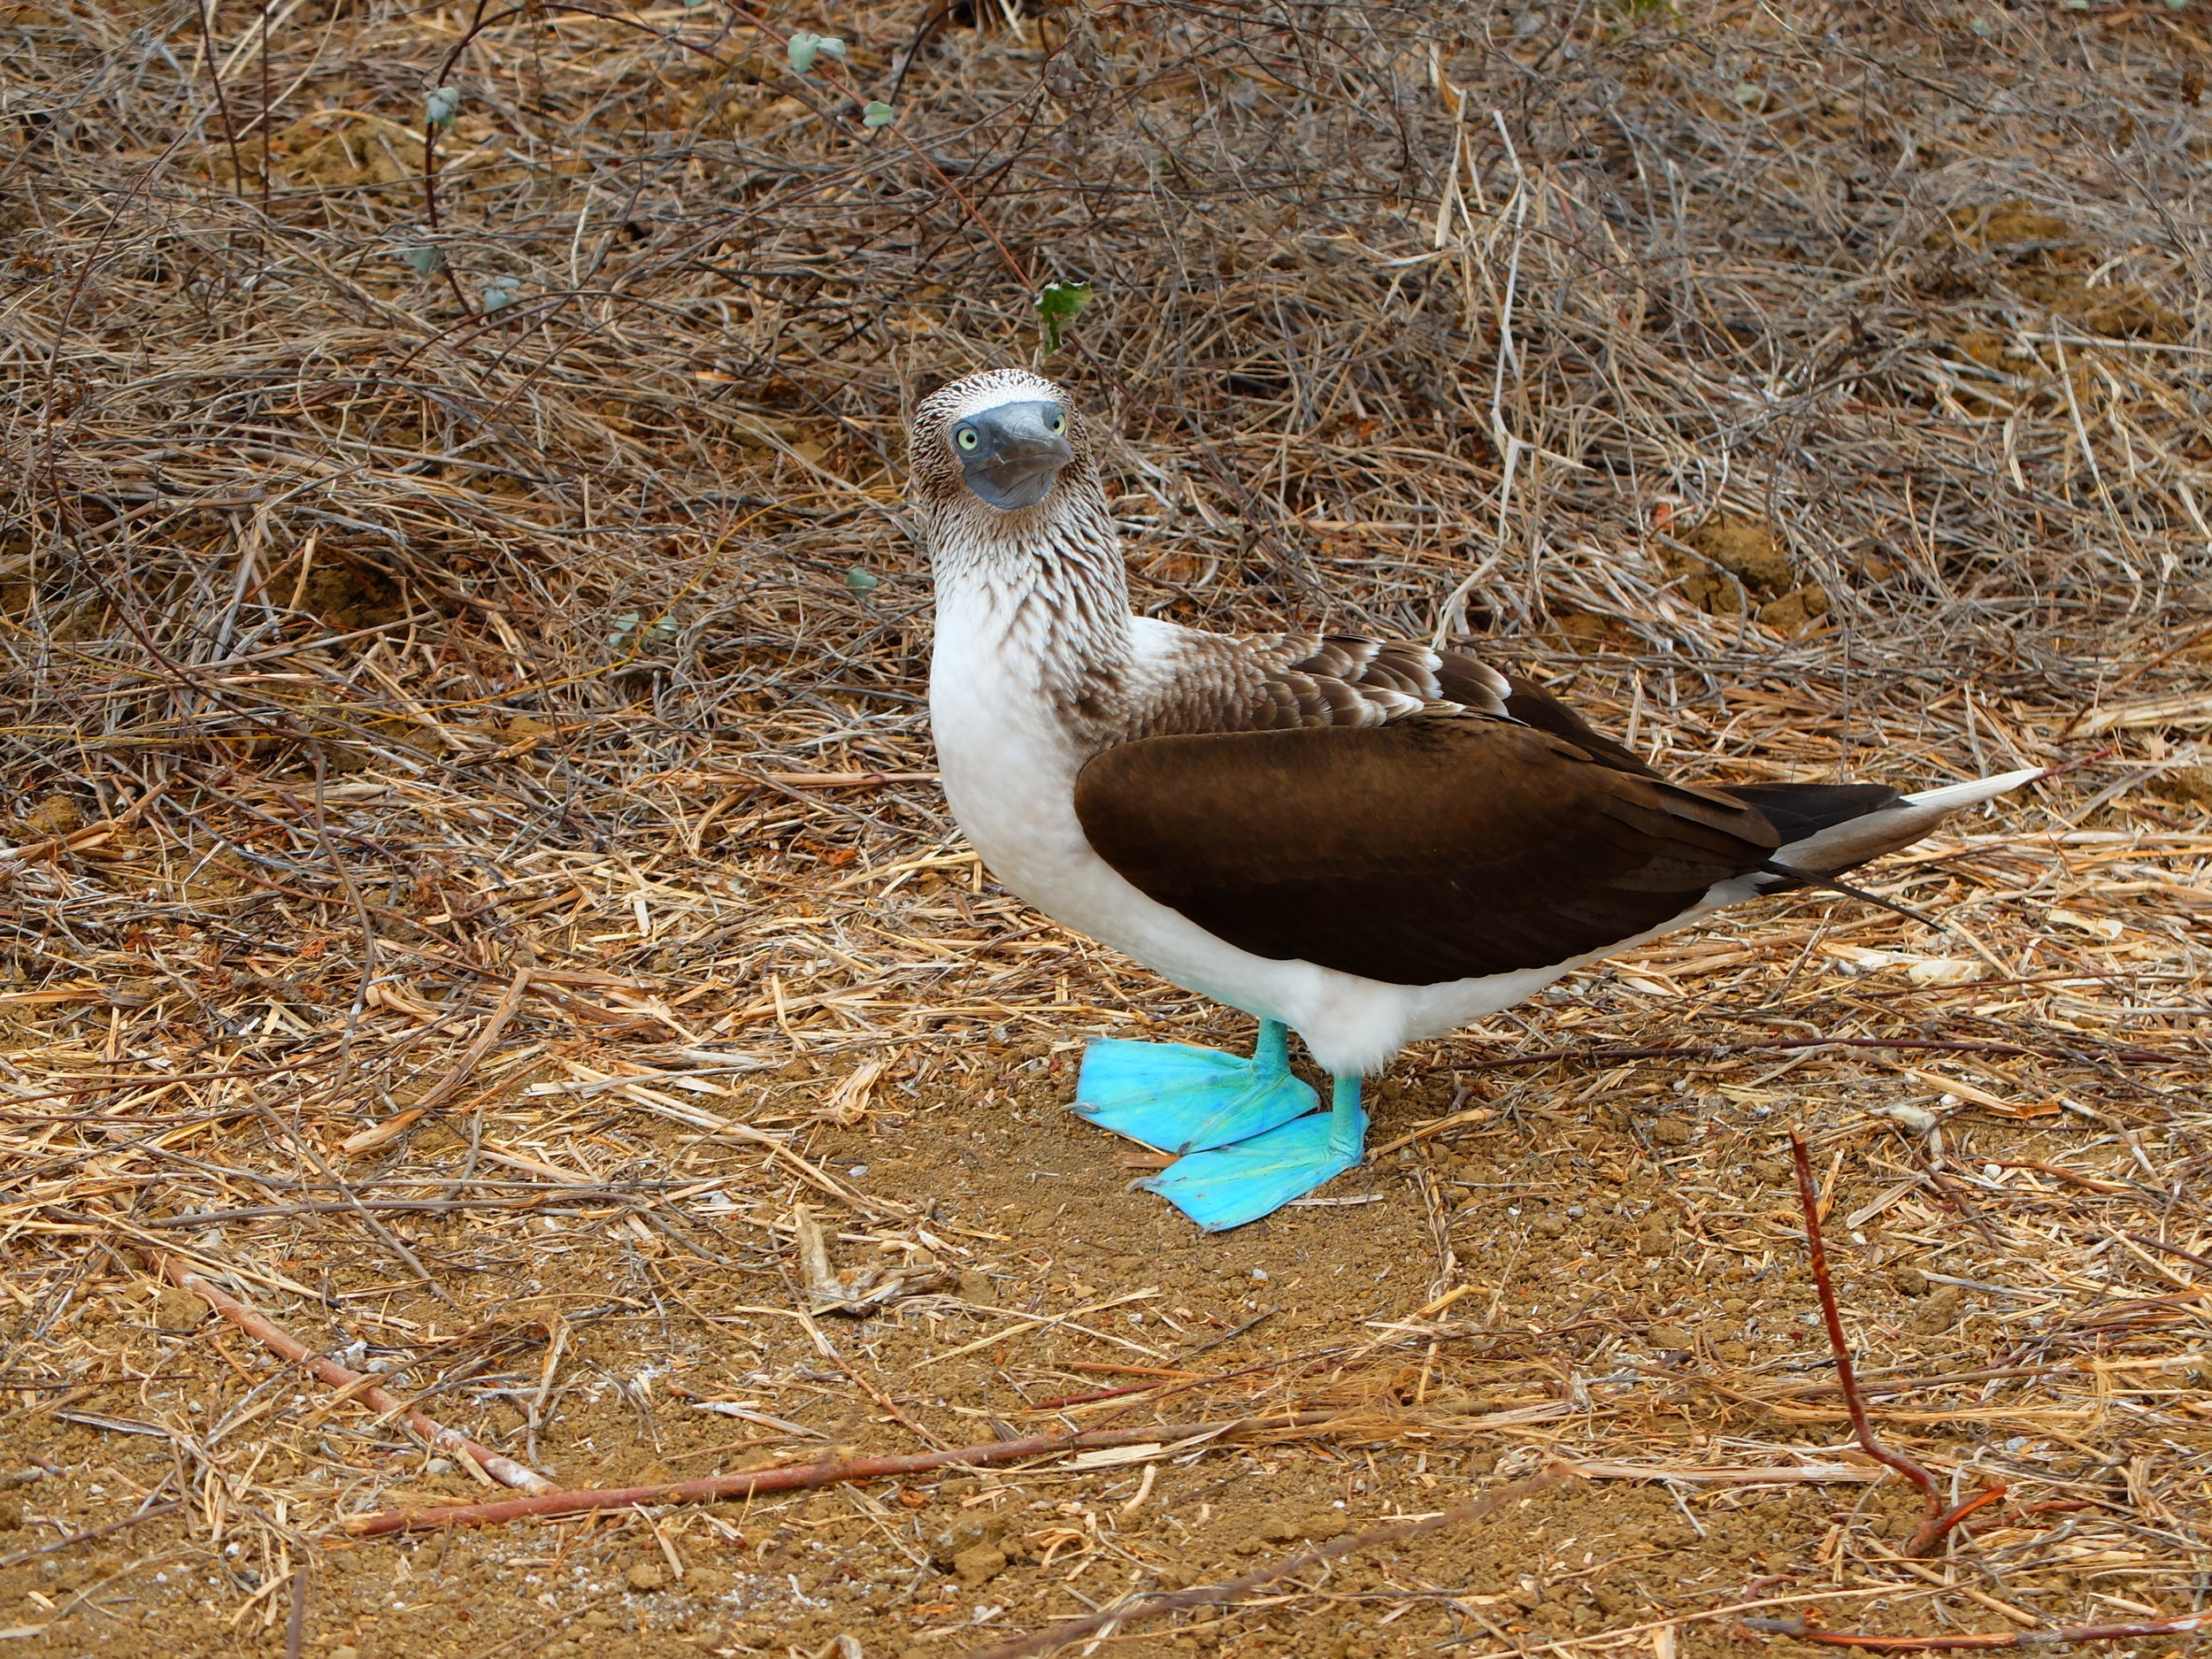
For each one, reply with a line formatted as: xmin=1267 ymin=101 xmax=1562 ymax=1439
xmin=956 ymin=427 xmax=979 ymax=451
xmin=1048 ymin=411 xmax=1066 ymax=434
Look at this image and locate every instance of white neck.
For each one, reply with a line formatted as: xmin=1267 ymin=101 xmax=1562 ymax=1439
xmin=923 ymin=474 xmax=1138 ymax=736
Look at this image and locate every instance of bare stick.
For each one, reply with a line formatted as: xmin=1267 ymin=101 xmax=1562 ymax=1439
xmin=1735 ymin=1612 xmax=2208 ymax=1650
xmin=1789 ymin=1131 xmax=1939 ymax=1501
xmin=341 ymin=1410 xmax=1345 ymax=1536
xmin=284 ymin=1564 xmax=308 ymax=1659
xmin=0 ymin=1498 xmax=182 ymax=1571
xmin=1437 ymin=1033 xmax=2186 ymax=1071
xmin=412 ymin=964 xmax=532 ymax=1116
xmin=155 ymin=1254 xmax=553 ymax=1494
xmin=1787 ymin=1132 xmax=2002 ymax=1557
xmin=964 ymin=1472 xmax=1567 ymax=1659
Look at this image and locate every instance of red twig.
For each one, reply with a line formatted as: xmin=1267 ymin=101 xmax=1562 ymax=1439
xmin=962 ymin=1472 xmax=1568 ymax=1659
xmin=1920 ymin=1483 xmax=2009 ymax=1545
xmin=1735 ymin=1613 xmax=2208 ymax=1650
xmin=1787 ymin=1133 xmax=2003 ymax=1558
xmin=154 ymin=1255 xmax=552 ymax=1495
xmin=1436 ymin=1033 xmax=2188 ymax=1071
xmin=342 ymin=1410 xmax=1340 ymax=1537
xmin=194 ymin=0 xmax=245 ymax=196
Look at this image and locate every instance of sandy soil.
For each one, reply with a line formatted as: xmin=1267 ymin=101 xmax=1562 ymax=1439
xmin=7 ymin=1003 xmax=2208 ymax=1658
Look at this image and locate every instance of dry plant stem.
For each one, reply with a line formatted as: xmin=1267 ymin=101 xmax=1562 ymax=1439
xmin=413 ymin=966 xmax=532 ymax=1115
xmin=0 ymin=1498 xmax=182 ymax=1571
xmin=962 ymin=1472 xmax=1567 ymax=1659
xmin=1787 ymin=1131 xmax=2003 ymax=1558
xmin=1736 ymin=1613 xmax=2209 ymax=1650
xmin=153 ymin=1254 xmax=554 ymax=1495
xmin=340 ymin=1409 xmax=1343 ymax=1536
xmin=2125 ymin=1233 xmax=2212 ymax=1273
xmin=284 ymin=1565 xmax=308 ymax=1659
xmin=250 ymin=1101 xmax=463 ymax=1312
xmin=1441 ymin=1034 xmax=2185 ymax=1071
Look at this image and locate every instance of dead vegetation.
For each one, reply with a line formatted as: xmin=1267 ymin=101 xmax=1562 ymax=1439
xmin=3 ymin=0 xmax=2212 ymax=1655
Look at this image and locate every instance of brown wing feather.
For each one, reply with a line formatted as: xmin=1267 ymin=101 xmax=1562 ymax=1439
xmin=1073 ymin=714 xmax=1781 ymax=986
xmin=1491 ymin=671 xmax=1659 ymax=776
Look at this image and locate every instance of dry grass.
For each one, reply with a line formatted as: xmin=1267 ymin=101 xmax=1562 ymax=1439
xmin=2 ymin=0 xmax=2211 ymax=1655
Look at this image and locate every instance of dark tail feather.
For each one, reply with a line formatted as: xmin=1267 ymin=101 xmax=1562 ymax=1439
xmin=1718 ymin=781 xmax=1902 ymax=844
xmin=1726 ymin=781 xmax=1946 ymax=928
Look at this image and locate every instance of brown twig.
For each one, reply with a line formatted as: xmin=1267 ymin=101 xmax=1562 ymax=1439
xmin=153 ymin=1255 xmax=553 ymax=1494
xmin=1899 ymin=1135 xmax=2003 ymax=1249
xmin=340 ymin=1409 xmax=1343 ymax=1536
xmin=1438 ymin=1034 xmax=2188 ymax=1071
xmin=961 ymin=1471 xmax=1568 ymax=1659
xmin=1734 ymin=1612 xmax=2208 ymax=1649
xmin=0 ymin=1497 xmax=182 ymax=1570
xmin=410 ymin=964 xmax=532 ymax=1117
xmin=1787 ymin=1132 xmax=2001 ymax=1558
xmin=284 ymin=1565 xmax=308 ymax=1659
xmin=2124 ymin=1233 xmax=2212 ymax=1273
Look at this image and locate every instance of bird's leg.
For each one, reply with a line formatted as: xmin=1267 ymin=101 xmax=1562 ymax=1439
xmin=1252 ymin=1017 xmax=1291 ymax=1075
xmin=1325 ymin=1071 xmax=1366 ymax=1160
xmin=1136 ymin=1072 xmax=1367 ymax=1233
xmin=1072 ymin=1018 xmax=1317 ymax=1156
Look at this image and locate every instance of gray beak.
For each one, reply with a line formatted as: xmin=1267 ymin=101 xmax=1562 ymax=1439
xmin=955 ymin=400 xmax=1074 ymax=511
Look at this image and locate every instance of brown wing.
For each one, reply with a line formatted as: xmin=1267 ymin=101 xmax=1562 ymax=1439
xmin=1073 ymin=714 xmax=1781 ymax=986
xmin=1490 ymin=670 xmax=1659 ymax=777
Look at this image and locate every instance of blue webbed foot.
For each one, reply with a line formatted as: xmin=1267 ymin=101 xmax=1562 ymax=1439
xmin=1137 ymin=1076 xmax=1368 ymax=1233
xmin=1073 ymin=1020 xmax=1317 ymax=1156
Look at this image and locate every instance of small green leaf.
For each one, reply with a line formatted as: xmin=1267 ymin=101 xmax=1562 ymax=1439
xmin=425 ymin=85 xmax=461 ymax=129
xmin=400 ymin=246 xmax=442 ymax=276
xmin=480 ymin=277 xmax=519 ymax=311
xmin=862 ymin=101 xmax=895 ymax=128
xmin=609 ymin=612 xmax=679 ymax=653
xmin=1035 ymin=280 xmax=1093 ymax=353
xmin=1730 ymin=81 xmax=1762 ymax=107
xmin=787 ymin=30 xmax=845 ymax=73
xmin=844 ymin=566 xmax=879 ymax=595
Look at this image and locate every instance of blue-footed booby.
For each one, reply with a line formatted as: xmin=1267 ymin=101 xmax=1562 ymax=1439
xmin=910 ymin=367 xmax=2038 ymax=1232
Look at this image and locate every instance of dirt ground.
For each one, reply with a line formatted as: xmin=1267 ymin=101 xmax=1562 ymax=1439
xmin=5 ymin=902 xmax=2211 ymax=1659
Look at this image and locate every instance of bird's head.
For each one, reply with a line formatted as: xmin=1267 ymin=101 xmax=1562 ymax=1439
xmin=910 ymin=369 xmax=1091 ymax=526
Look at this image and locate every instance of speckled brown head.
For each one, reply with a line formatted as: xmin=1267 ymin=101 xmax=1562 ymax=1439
xmin=908 ymin=369 xmax=1107 ymax=547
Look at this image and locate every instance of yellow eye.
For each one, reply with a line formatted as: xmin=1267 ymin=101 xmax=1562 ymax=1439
xmin=956 ymin=427 xmax=979 ymax=451
xmin=1048 ymin=411 xmax=1066 ymax=434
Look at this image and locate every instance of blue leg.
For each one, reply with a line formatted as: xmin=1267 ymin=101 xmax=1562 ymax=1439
xmin=1137 ymin=1073 xmax=1368 ymax=1233
xmin=1073 ymin=1019 xmax=1317 ymax=1156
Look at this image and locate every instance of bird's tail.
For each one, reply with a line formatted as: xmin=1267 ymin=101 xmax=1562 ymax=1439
xmin=1728 ymin=765 xmax=2044 ymax=887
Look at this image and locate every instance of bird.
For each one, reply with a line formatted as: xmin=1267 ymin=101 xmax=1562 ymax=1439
xmin=910 ymin=366 xmax=2039 ymax=1233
